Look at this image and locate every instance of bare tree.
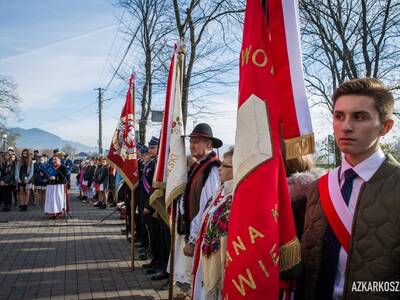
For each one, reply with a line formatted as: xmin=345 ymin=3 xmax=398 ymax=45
xmin=172 ymin=0 xmax=244 ymax=128
xmin=299 ymin=0 xmax=400 ymax=164
xmin=0 ymin=75 xmax=20 ymax=128
xmin=117 ymin=0 xmax=173 ymax=144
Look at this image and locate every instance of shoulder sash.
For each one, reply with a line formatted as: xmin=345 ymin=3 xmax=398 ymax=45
xmin=318 ymin=168 xmax=352 ymax=253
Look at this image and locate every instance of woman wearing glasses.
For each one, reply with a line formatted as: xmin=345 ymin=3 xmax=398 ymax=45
xmin=192 ymin=147 xmax=234 ymax=300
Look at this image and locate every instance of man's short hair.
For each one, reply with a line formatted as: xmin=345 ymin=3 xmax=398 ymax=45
xmin=332 ymin=77 xmax=394 ymax=123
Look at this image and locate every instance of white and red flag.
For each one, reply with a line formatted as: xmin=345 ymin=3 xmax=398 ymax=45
xmin=107 ymin=74 xmax=139 ymax=190
xmin=150 ymin=43 xmax=186 ymax=225
xmin=223 ymin=0 xmax=314 ymax=299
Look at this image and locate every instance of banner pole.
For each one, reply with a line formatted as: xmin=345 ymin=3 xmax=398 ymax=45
xmin=168 ymin=199 xmax=177 ymax=300
xmin=130 ymin=187 xmax=135 ymax=270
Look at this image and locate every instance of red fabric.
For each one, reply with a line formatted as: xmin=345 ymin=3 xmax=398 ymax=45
xmin=191 ymin=191 xmax=224 ymax=298
xmin=107 ymin=74 xmax=138 ymax=189
xmin=318 ymin=174 xmax=351 ymax=253
xmin=268 ymin=0 xmax=300 ymax=139
xmin=191 ymin=210 xmax=209 ymax=298
xmin=153 ymin=44 xmax=176 ymax=185
xmin=222 ymin=0 xmax=299 ymax=299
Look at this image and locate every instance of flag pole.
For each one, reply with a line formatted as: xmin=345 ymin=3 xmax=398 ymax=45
xmin=130 ymin=187 xmax=135 ymax=270
xmin=130 ymin=70 xmax=136 ymax=271
xmin=168 ymin=199 xmax=177 ymax=300
xmin=168 ymin=41 xmax=185 ymax=300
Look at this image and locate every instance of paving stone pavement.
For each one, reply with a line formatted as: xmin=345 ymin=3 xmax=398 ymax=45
xmin=0 ymin=187 xmax=169 ymax=300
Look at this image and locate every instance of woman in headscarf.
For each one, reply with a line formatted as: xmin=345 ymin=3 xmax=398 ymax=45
xmin=192 ymin=147 xmax=234 ymax=300
xmin=44 ymin=154 xmax=68 ymax=218
xmin=15 ymin=148 xmax=34 ymax=211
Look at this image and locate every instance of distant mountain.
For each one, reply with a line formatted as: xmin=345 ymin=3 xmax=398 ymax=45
xmin=8 ymin=127 xmax=97 ymax=153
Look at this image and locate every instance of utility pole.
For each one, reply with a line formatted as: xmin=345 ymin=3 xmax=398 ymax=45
xmin=94 ymin=88 xmax=104 ymax=155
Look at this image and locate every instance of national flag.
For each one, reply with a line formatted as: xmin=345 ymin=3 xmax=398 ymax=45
xmin=150 ymin=43 xmax=187 ymax=225
xmin=107 ymin=74 xmax=139 ymax=190
xmin=222 ymin=0 xmax=314 ymax=299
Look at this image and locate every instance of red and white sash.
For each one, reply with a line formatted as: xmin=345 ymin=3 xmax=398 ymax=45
xmin=318 ymin=167 xmax=353 ymax=253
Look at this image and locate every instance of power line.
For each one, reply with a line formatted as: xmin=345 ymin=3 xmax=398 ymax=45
xmin=100 ymin=13 xmax=136 ymax=88
xmin=103 ymin=20 xmax=143 ymax=91
xmin=29 ymin=101 xmax=98 ymax=127
xmin=96 ymin=7 xmax=127 ymax=87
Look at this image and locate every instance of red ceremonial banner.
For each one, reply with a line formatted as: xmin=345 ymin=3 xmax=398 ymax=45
xmin=107 ymin=74 xmax=139 ymax=190
xmin=222 ymin=0 xmax=301 ymax=299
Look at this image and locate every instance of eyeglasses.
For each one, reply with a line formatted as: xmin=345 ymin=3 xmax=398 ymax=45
xmin=221 ymin=164 xmax=233 ymax=168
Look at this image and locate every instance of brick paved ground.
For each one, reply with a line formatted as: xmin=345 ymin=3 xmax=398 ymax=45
xmin=0 ymin=187 xmax=169 ymax=300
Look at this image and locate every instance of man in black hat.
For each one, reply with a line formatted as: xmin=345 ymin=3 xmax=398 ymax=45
xmin=173 ymin=123 xmax=223 ymax=287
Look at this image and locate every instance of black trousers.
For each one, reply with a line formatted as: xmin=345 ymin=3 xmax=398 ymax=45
xmin=0 ymin=185 xmax=13 ymax=208
xmin=144 ymin=214 xmax=171 ymax=271
xmin=157 ymin=219 xmax=171 ymax=271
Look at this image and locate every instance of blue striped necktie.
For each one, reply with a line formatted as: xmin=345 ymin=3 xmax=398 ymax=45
xmin=316 ymin=168 xmax=358 ymax=299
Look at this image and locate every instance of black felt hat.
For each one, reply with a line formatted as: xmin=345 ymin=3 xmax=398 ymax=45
xmin=148 ymin=136 xmax=160 ymax=147
xmin=186 ymin=123 xmax=223 ymax=148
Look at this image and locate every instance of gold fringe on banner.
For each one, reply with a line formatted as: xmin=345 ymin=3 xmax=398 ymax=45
xmin=165 ymin=184 xmax=186 ymax=210
xmin=284 ymin=133 xmax=315 ymax=160
xmin=149 ymin=188 xmax=169 ymax=226
xmin=280 ymin=237 xmax=301 ymax=272
xmin=152 ymin=181 xmax=166 ymax=189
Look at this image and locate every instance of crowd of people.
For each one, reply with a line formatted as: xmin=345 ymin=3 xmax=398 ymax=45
xmin=0 ymin=148 xmax=74 ymax=217
xmin=118 ymin=78 xmax=400 ymax=300
xmin=1 ymin=78 xmax=399 ymax=300
xmin=76 ymin=156 xmax=115 ymax=209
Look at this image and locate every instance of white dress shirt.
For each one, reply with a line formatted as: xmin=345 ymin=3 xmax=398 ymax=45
xmin=333 ymin=148 xmax=386 ymax=299
xmin=188 ymin=166 xmax=220 ymax=244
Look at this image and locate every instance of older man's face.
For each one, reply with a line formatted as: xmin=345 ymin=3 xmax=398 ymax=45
xmin=189 ymin=137 xmax=212 ymax=160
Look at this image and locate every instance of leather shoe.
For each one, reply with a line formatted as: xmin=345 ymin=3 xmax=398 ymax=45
xmin=151 ymin=272 xmax=169 ymax=281
xmin=142 ymin=262 xmax=153 ymax=269
xmin=136 ymin=253 xmax=147 ymax=261
xmin=146 ymin=268 xmax=161 ymax=275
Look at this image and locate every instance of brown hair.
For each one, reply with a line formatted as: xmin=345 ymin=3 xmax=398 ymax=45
xmin=332 ymin=77 xmax=394 ymax=123
xmin=21 ymin=148 xmax=32 ymax=166
xmin=223 ymin=146 xmax=234 ymax=158
xmin=285 ymin=154 xmax=315 ymax=177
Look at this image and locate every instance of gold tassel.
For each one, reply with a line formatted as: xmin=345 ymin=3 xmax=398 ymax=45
xmin=284 ymin=133 xmax=315 ymax=160
xmin=280 ymin=238 xmax=301 ymax=272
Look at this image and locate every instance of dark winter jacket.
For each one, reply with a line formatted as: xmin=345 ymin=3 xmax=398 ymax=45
xmin=83 ymin=165 xmax=96 ymax=186
xmin=95 ymin=165 xmax=109 ymax=190
xmin=301 ymin=155 xmax=400 ymax=300
xmin=48 ymin=165 xmax=68 ymax=185
xmin=33 ymin=162 xmax=49 ymax=186
xmin=0 ymin=161 xmax=16 ymax=186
